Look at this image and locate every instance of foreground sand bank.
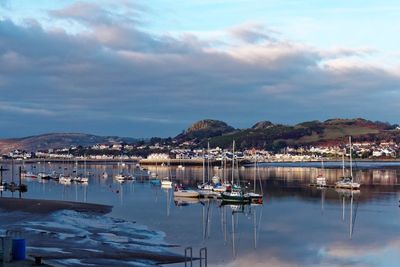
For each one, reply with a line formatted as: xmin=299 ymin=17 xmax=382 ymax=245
xmin=0 ymin=197 xmax=112 ymax=214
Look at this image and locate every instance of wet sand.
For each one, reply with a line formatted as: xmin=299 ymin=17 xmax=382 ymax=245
xmin=0 ymin=197 xmax=112 ymax=214
xmin=0 ymin=197 xmax=188 ymax=266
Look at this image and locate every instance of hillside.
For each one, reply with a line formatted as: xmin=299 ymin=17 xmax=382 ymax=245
xmin=194 ymin=118 xmax=399 ymax=151
xmin=175 ymin=119 xmax=235 ymax=141
xmin=0 ymin=133 xmax=137 ymax=153
xmin=1 ymin=118 xmax=398 ymax=154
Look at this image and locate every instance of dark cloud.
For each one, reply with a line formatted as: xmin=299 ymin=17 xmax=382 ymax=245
xmin=0 ymin=2 xmax=399 ymax=138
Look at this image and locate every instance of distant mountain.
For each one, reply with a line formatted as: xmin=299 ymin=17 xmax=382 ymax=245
xmin=191 ymin=118 xmax=399 ymax=151
xmin=175 ymin=119 xmax=235 ymax=141
xmin=1 ymin=118 xmax=398 ymax=154
xmin=251 ymin=121 xmax=274 ymax=130
xmin=0 ymin=133 xmax=138 ymax=153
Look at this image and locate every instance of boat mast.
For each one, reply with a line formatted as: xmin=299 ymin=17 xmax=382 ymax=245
xmin=254 ymin=153 xmax=257 ymax=192
xmin=84 ymin=154 xmax=87 ymax=177
xmin=202 ymin=148 xmax=205 ymax=184
xmin=223 ymin=155 xmax=226 ymax=183
xmin=321 ymin=158 xmax=324 ymax=176
xmin=253 ymin=206 xmax=257 ymax=249
xmin=207 ymin=141 xmax=210 ymax=182
xmin=342 ymin=149 xmax=345 ymax=178
xmin=231 ymin=140 xmax=235 ymax=185
xmin=349 ymin=136 xmax=353 ymax=182
xmin=350 ymin=191 xmax=353 ymax=238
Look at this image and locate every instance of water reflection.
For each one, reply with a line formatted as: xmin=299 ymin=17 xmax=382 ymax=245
xmin=0 ymin=162 xmax=399 ymax=266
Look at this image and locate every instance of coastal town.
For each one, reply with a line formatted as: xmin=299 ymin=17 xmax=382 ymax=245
xmin=3 ymin=139 xmax=399 ymax=163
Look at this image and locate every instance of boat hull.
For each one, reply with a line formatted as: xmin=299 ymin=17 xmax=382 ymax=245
xmin=221 ymin=192 xmax=251 ymax=203
xmin=335 ymin=183 xmax=361 ymax=190
xmin=161 ymin=181 xmax=172 ymax=187
xmin=174 ymin=190 xmax=199 ymax=198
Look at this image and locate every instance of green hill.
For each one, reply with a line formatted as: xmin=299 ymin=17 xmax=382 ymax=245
xmin=177 ymin=118 xmax=398 ymax=151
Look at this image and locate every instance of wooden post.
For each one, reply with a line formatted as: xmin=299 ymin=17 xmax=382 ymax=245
xmin=19 ymin=166 xmax=22 ymax=199
xmin=0 ymin=165 xmax=3 ymax=185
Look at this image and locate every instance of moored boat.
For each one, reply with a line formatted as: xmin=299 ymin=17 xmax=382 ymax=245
xmin=221 ymin=140 xmax=251 ymax=204
xmin=335 ymin=136 xmax=361 ymax=190
xmin=221 ymin=190 xmax=251 ymax=203
xmin=59 ymin=176 xmax=72 ymax=185
xmin=150 ymin=178 xmax=161 ymax=185
xmin=174 ymin=185 xmax=199 ymax=198
xmin=21 ymin=171 xmax=37 ymax=179
xmin=161 ymin=177 xmax=172 ymax=187
xmin=315 ymin=158 xmax=326 ymax=186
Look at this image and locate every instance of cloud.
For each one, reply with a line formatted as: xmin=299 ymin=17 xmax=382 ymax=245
xmin=0 ymin=1 xmax=399 ymax=137
xmin=0 ymin=102 xmax=56 ymax=116
xmin=229 ymin=23 xmax=279 ymax=43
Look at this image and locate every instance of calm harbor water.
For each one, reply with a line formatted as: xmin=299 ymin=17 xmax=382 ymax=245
xmin=1 ymin=161 xmax=400 ymax=267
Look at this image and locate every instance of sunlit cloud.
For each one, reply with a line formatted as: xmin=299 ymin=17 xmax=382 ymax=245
xmin=0 ymin=1 xmax=399 ymax=137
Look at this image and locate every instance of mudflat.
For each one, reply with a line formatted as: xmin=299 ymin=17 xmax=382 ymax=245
xmin=0 ymin=197 xmax=112 ymax=214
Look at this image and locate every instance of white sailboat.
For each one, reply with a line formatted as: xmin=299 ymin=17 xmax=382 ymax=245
xmin=72 ymin=157 xmax=89 ymax=183
xmin=245 ymin=155 xmax=263 ymax=203
xmin=336 ymin=136 xmax=361 ymax=190
xmin=173 ymin=185 xmax=200 ymax=198
xmin=59 ymin=176 xmax=72 ymax=185
xmin=316 ymin=158 xmax=327 ymax=186
xmin=59 ymin=159 xmax=71 ymax=185
xmin=114 ymin=156 xmax=133 ymax=183
xmin=21 ymin=170 xmax=37 ymax=179
xmin=197 ymin=143 xmax=214 ymax=191
xmin=161 ymin=160 xmax=172 ymax=187
xmin=79 ymin=156 xmax=89 ymax=183
xmin=221 ymin=140 xmax=250 ymax=203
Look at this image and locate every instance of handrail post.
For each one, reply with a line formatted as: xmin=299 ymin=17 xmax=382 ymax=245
xmin=184 ymin=247 xmax=193 ymax=267
xmin=199 ymin=247 xmax=207 ymax=267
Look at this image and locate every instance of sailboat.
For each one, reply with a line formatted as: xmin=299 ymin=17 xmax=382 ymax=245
xmin=58 ymin=159 xmax=72 ymax=185
xmin=21 ymin=163 xmax=37 ymax=179
xmin=214 ymin=154 xmax=230 ymax=192
xmin=37 ymin=161 xmax=52 ymax=180
xmin=149 ymin=161 xmax=161 ymax=185
xmin=221 ymin=140 xmax=250 ymax=203
xmin=315 ymin=158 xmax=327 ymax=186
xmin=173 ymin=184 xmax=200 ymax=198
xmin=197 ymin=143 xmax=214 ymax=191
xmin=173 ymin=164 xmax=199 ymax=198
xmin=161 ymin=160 xmax=172 ymax=187
xmin=72 ymin=157 xmax=89 ymax=184
xmin=245 ymin=155 xmax=263 ymax=203
xmin=115 ymin=155 xmax=133 ymax=183
xmin=335 ymin=136 xmax=361 ymax=190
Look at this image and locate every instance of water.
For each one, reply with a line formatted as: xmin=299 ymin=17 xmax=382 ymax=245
xmin=1 ymin=161 xmax=400 ymax=267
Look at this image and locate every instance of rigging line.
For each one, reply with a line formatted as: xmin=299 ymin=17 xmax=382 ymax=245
xmin=256 ymin=205 xmax=263 ymax=244
xmin=204 ymin=200 xmax=211 ymax=239
xmin=352 ymin=195 xmax=360 ymax=235
xmin=258 ymin=166 xmax=264 ymax=195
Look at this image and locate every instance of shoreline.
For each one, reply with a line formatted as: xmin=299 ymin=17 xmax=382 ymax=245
xmin=0 ymin=197 xmax=112 ymax=214
xmin=1 ymin=158 xmax=400 ymax=167
xmin=0 ymin=197 xmax=188 ymax=266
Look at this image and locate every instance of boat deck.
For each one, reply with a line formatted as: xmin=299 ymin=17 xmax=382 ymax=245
xmin=198 ymin=191 xmax=221 ymax=199
xmin=309 ymin=183 xmax=361 ymax=190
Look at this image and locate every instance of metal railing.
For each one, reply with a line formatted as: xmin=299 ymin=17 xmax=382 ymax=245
xmin=184 ymin=247 xmax=193 ymax=267
xmin=184 ymin=246 xmax=208 ymax=267
xmin=199 ymin=247 xmax=207 ymax=267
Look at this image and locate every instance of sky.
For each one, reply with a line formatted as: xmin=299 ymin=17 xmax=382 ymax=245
xmin=0 ymin=0 xmax=399 ymax=138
